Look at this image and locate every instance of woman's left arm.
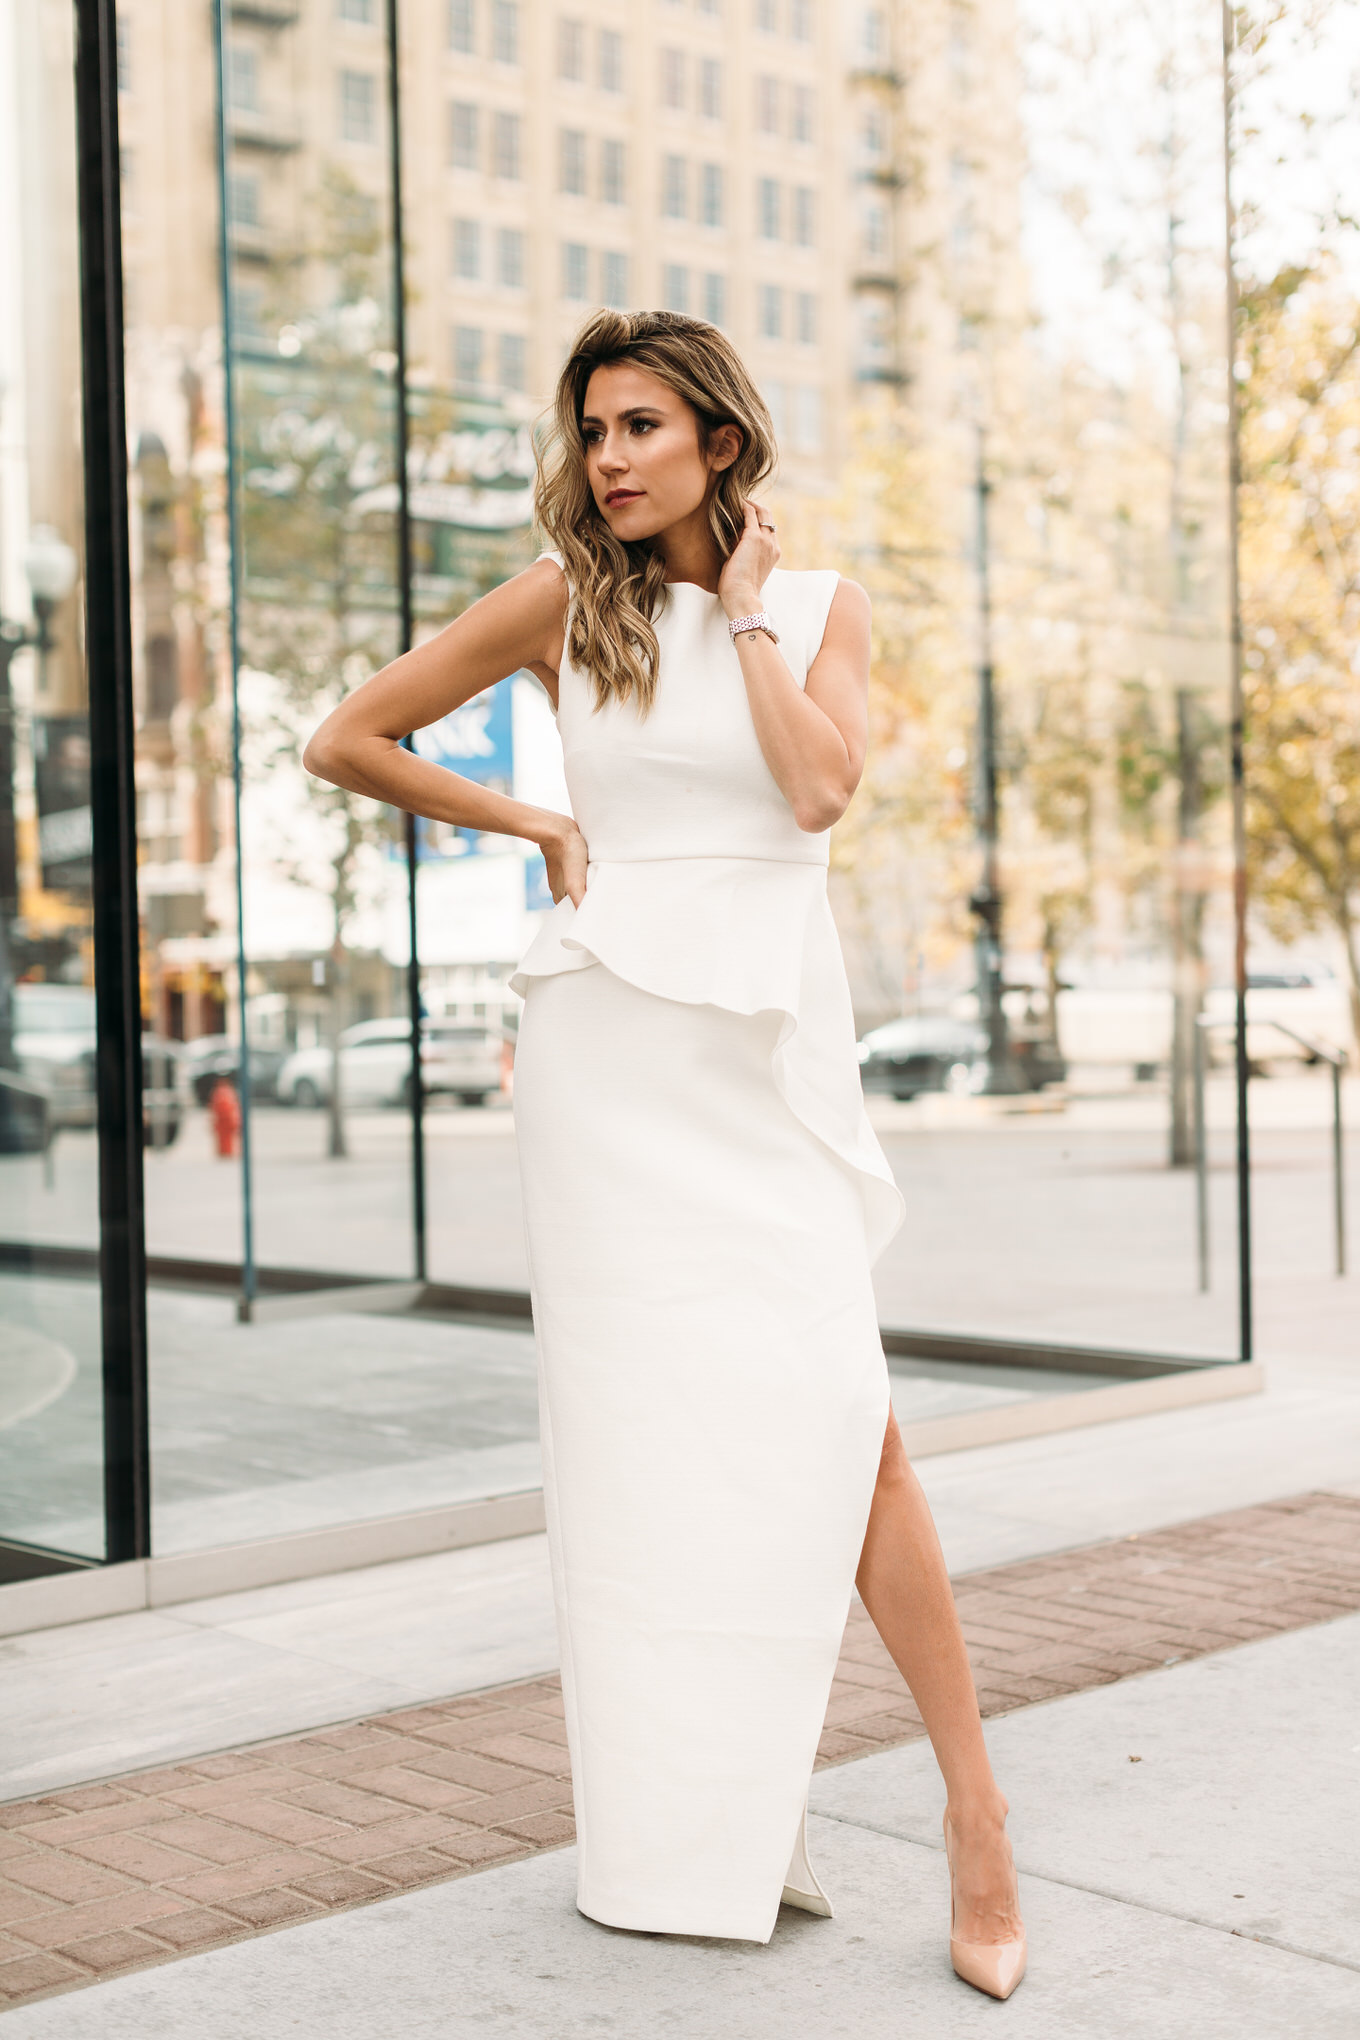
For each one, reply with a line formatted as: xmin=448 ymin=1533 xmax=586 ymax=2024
xmin=719 ymin=504 xmax=869 ymax=833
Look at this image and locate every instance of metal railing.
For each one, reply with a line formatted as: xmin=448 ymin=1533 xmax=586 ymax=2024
xmin=1194 ymin=1015 xmax=1349 ymax=1290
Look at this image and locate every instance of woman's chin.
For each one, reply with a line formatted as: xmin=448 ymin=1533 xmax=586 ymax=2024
xmin=601 ymin=505 xmax=665 ymax=543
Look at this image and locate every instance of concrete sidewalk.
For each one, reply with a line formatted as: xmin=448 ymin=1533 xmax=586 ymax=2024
xmin=4 ymin=1614 xmax=1355 ymax=2038
xmin=5 ymin=1339 xmax=1359 ymax=1803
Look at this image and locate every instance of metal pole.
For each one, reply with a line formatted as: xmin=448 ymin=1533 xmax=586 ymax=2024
xmin=1194 ymin=1019 xmax=1209 ymax=1292
xmin=212 ymin=0 xmax=257 ymax=1316
xmin=1332 ymin=1058 xmax=1346 ymax=1278
xmin=1221 ymin=2 xmax=1252 ymax=1360
xmin=74 ymin=0 xmax=151 ymax=1562
xmin=385 ymin=0 xmax=426 ymax=1283
xmin=970 ymin=428 xmax=1023 ymax=1095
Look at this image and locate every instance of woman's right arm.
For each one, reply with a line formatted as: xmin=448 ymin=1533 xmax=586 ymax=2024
xmin=303 ymin=557 xmax=587 ymax=905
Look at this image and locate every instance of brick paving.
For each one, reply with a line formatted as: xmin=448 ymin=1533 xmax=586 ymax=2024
xmin=2 ymin=1489 xmax=1358 ymax=2011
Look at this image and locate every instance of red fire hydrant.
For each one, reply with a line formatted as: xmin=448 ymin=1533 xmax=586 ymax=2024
xmin=210 ymin=1076 xmax=242 ymax=1159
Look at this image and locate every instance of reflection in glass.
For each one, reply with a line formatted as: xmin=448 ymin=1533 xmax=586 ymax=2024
xmin=0 ymin=1 xmax=104 ymax=1563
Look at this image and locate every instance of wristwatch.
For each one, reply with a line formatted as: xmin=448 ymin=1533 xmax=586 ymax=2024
xmin=727 ymin=610 xmax=780 ymax=644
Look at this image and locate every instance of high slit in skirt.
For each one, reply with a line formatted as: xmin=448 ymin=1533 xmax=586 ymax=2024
xmin=513 ymin=955 xmax=893 ymax=1944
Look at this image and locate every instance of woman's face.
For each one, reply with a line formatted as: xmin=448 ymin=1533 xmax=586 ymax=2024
xmin=581 ymin=363 xmax=738 ymax=543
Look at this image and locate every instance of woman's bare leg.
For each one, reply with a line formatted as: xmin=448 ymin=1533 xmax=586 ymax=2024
xmin=855 ymin=1409 xmax=1023 ymax=1946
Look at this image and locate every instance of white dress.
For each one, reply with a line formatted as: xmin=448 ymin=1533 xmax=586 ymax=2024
xmin=510 ymin=558 xmax=905 ymax=1944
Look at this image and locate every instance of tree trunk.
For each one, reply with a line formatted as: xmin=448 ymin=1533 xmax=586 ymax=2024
xmin=326 ymin=938 xmax=348 ymax=1160
xmin=1168 ymin=690 xmax=1207 ymax=1167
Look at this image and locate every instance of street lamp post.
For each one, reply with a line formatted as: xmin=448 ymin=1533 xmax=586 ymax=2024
xmin=968 ymin=433 xmax=1025 ymax=1095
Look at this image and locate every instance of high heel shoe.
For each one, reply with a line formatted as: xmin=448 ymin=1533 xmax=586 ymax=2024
xmin=943 ymin=1810 xmax=1027 ymax=2001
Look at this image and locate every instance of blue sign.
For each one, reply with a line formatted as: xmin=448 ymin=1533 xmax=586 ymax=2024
xmin=410 ymin=676 xmax=514 ymax=859
xmin=524 ymin=854 xmax=553 ymax=913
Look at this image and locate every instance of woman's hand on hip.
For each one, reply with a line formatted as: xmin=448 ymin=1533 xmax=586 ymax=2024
xmin=540 ymin=818 xmax=589 ymax=907
xmin=718 ymin=501 xmax=781 ymax=620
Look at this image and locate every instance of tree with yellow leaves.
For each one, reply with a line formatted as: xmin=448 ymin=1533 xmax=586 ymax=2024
xmin=1238 ymin=263 xmax=1360 ymax=1050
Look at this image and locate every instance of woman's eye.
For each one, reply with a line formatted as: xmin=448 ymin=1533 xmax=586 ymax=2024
xmin=631 ymin=419 xmax=655 ymax=435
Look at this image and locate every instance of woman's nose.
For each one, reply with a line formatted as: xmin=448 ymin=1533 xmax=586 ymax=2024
xmin=596 ymin=435 xmax=628 ymax=473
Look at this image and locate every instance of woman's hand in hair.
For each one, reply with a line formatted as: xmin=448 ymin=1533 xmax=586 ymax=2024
xmin=718 ymin=501 xmax=781 ymax=620
xmin=540 ymin=816 xmax=590 ymax=908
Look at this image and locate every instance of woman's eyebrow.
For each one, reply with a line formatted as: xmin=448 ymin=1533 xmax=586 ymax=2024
xmin=580 ymin=406 xmax=666 ymax=427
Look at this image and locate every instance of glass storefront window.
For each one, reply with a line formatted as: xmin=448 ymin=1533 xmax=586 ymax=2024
xmin=19 ymin=0 xmax=1351 ymax=1582
xmin=0 ymin=1 xmax=106 ymax=1568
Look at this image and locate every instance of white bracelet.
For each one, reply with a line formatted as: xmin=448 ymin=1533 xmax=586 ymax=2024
xmin=727 ymin=610 xmax=779 ymax=644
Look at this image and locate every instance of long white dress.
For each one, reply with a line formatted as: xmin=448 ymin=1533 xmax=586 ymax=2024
xmin=510 ymin=558 xmax=905 ymax=1944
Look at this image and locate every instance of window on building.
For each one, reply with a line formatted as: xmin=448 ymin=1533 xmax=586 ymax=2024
xmin=790 ymin=0 xmax=814 ymax=39
xmin=452 ymin=217 xmax=481 ymax=279
xmin=493 ymin=110 xmax=522 ymax=178
xmin=949 ymin=5 xmax=973 ymax=91
xmin=602 ymin=250 xmax=629 ymax=306
xmin=662 ymin=154 xmax=687 ymax=220
xmin=756 ymin=0 xmax=778 ymax=31
xmin=857 ymin=294 xmax=890 ymax=370
xmin=860 ymin=108 xmax=884 ymax=163
xmin=226 ymin=45 xmax=259 ymax=112
xmin=599 ymin=27 xmax=624 ymax=91
xmin=339 ymin=69 xmax=377 ymax=144
xmin=227 ymin=173 xmax=261 ymax=227
xmin=498 ymin=331 xmax=527 ymax=391
xmin=792 ymin=84 xmax=815 ymax=143
xmin=861 ymin=196 xmax=887 ymax=260
xmin=498 ymin=225 xmax=525 ymax=286
xmin=448 ymin=0 xmax=475 ymax=53
xmin=601 ymin=138 xmax=627 ymax=205
xmin=702 ymin=272 xmax=726 ymax=325
xmin=757 ymin=77 xmax=779 ymax=133
xmin=663 ymin=264 xmax=689 ymax=314
xmin=795 ymin=290 xmax=817 ymax=343
xmin=700 ymin=57 xmax=722 ymax=119
xmin=697 ymin=0 xmax=721 ymax=14
xmin=791 ymin=384 xmax=822 ymax=453
xmin=560 ymin=128 xmax=587 ymax=195
xmin=562 ymin=241 xmax=590 ymax=299
xmin=700 ymin=162 xmax=724 ymax=229
xmin=338 ymin=0 xmax=375 ymax=21
xmin=449 ymin=101 xmax=479 ymax=169
xmin=661 ymin=48 xmax=685 ymax=108
xmin=792 ymin=187 xmax=815 ymax=246
xmin=491 ymin=0 xmax=518 ymax=62
xmin=757 ymin=176 xmax=780 ymax=239
xmin=758 ymin=283 xmax=782 ymax=339
xmin=861 ymin=6 xmax=885 ymax=63
xmin=454 ymin=324 xmax=484 ymax=385
xmin=763 ymin=379 xmax=787 ymax=437
xmin=558 ymin=18 xmax=585 ymax=80
xmin=116 ymin=15 xmax=131 ymax=92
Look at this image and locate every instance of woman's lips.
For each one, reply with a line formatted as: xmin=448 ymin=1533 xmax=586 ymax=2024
xmin=604 ymin=489 xmax=643 ymax=507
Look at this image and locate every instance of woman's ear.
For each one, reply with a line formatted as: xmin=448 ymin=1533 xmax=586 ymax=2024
xmin=707 ymin=422 xmax=743 ymax=474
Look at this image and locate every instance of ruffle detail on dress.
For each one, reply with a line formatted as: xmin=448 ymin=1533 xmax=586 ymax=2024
xmin=511 ymin=857 xmax=906 ymax=1266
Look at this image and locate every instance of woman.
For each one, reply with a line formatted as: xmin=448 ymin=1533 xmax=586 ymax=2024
xmin=304 ymin=309 xmax=1025 ymax=1999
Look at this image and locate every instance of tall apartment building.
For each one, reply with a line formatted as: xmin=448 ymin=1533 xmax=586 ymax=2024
xmin=116 ymin=0 xmax=1022 ymax=489
xmin=103 ymin=0 xmax=1024 ymax=1035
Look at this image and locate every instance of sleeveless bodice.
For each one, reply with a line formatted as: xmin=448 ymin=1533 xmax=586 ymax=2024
xmin=512 ymin=551 xmax=905 ymax=1268
xmin=553 ymin=567 xmax=841 ymax=866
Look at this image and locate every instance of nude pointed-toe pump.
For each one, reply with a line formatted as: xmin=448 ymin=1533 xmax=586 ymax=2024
xmin=943 ymin=1811 xmax=1027 ymax=2002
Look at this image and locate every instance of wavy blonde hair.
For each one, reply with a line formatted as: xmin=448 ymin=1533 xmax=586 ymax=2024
xmin=534 ymin=309 xmax=776 ymax=714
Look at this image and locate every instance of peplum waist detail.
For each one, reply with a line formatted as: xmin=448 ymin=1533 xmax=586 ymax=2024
xmin=511 ymin=857 xmax=905 ymax=1266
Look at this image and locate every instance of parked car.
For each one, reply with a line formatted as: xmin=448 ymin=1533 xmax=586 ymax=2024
xmin=12 ymin=984 xmax=189 ymax=1145
xmin=857 ymin=1016 xmax=988 ymax=1100
xmin=182 ymin=1034 xmax=288 ymax=1106
xmin=0 ymin=1069 xmax=52 ymax=1153
xmin=277 ymin=1017 xmax=506 ymax=1109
